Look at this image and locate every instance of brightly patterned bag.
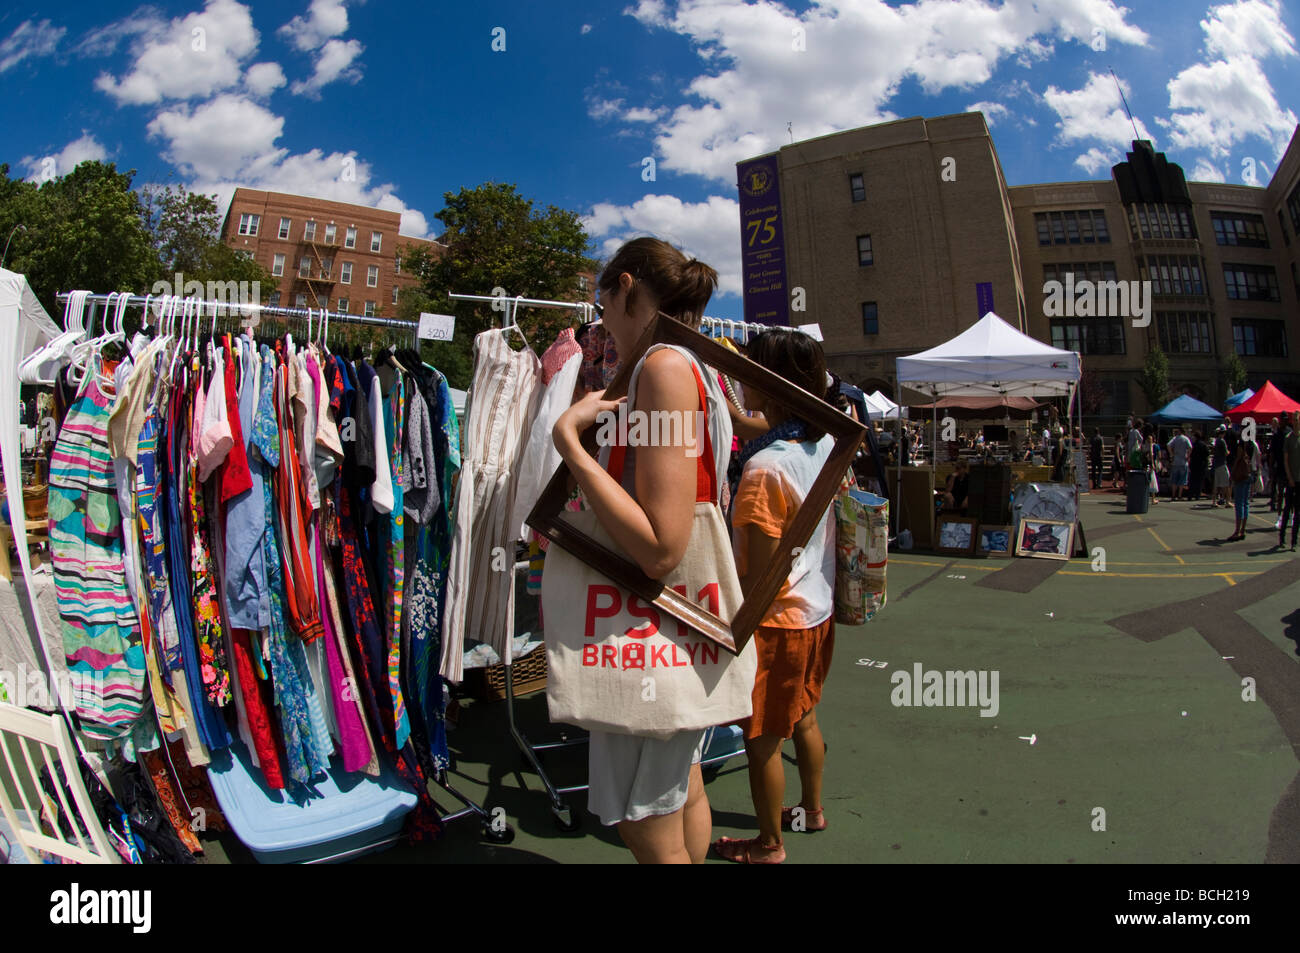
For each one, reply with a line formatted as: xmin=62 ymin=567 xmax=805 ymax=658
xmin=833 ymin=488 xmax=889 ymax=626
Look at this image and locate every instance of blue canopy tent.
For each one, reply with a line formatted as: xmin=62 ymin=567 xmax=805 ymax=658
xmin=1148 ymin=394 xmax=1224 ymax=423
xmin=1225 ymin=388 xmax=1254 ymax=409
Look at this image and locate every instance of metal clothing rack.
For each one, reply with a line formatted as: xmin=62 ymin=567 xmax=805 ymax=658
xmin=46 ymin=288 xmax=507 ymax=845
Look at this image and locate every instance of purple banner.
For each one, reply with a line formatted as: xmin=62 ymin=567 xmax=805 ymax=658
xmin=737 ymin=156 xmax=789 ymax=325
xmin=976 ymin=281 xmax=995 ymax=318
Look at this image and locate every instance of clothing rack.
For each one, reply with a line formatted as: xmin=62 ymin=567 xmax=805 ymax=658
xmin=447 ymin=292 xmax=596 ymax=329
xmin=41 ymin=288 xmax=511 ymax=849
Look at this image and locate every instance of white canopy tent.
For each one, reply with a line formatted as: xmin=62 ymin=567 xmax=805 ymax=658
xmin=893 ymin=311 xmax=1082 ymax=533
xmin=866 ymin=390 xmax=904 ymax=420
xmin=0 ymin=270 xmax=63 ymax=689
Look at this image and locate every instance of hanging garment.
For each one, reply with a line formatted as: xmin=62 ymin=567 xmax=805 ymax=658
xmin=224 ymin=338 xmax=270 ymax=631
xmin=381 ymin=366 xmax=410 ymax=751
xmin=48 ymin=373 xmax=149 ymax=743
xmin=271 ymin=359 xmax=325 ymax=644
xmin=508 ymin=342 xmax=582 ymax=544
xmin=440 ymin=330 xmax=542 ymax=682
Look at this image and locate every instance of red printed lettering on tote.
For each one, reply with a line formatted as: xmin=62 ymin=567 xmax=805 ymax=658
xmin=585 ymin=585 xmax=621 ymax=640
xmin=624 ymin=596 xmax=660 ymax=639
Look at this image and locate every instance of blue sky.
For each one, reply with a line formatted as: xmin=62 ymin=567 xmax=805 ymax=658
xmin=2 ymin=0 xmax=1298 ymax=319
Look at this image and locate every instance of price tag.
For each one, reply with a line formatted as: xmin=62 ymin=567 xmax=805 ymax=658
xmin=797 ymin=323 xmax=823 ymax=341
xmin=418 ymin=312 xmax=456 ymax=341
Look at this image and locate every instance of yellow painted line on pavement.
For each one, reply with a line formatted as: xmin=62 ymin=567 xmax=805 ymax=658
xmin=1059 ymin=570 xmax=1261 ymax=579
xmin=1217 ymin=573 xmax=1238 ymax=586
xmin=1146 ymin=526 xmax=1185 ymax=564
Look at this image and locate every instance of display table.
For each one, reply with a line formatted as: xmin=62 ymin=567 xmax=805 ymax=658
xmin=0 ymin=519 xmax=48 ymax=582
xmin=896 ymin=468 xmax=936 ymax=549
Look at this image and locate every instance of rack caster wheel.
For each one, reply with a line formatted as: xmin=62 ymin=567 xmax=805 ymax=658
xmin=481 ymin=820 xmax=516 ymax=844
xmin=552 ymin=805 xmax=581 ymax=832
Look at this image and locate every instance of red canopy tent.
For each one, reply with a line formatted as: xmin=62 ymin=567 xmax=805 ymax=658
xmin=1223 ymin=381 xmax=1300 ymax=420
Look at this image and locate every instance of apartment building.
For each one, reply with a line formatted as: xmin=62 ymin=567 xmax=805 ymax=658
xmin=740 ymin=115 xmax=1300 ymax=414
xmin=221 ymin=188 xmax=441 ymax=318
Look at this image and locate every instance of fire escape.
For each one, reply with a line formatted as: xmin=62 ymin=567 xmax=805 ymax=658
xmin=294 ymin=225 xmax=340 ymax=308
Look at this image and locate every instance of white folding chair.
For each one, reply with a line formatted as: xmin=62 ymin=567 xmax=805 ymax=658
xmin=0 ymin=704 xmax=118 ymax=864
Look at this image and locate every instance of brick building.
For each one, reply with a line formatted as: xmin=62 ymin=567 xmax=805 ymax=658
xmin=220 ymin=188 xmax=442 ymax=318
xmin=739 ymin=114 xmax=1300 ymax=417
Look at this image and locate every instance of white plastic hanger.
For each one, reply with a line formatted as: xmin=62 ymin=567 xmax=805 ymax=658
xmin=19 ymin=290 xmax=89 ymax=384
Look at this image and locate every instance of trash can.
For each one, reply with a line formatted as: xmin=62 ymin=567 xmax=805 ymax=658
xmin=1126 ymin=470 xmax=1150 ymax=514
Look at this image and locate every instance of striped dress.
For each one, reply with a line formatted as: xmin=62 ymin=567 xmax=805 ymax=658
xmin=48 ymin=374 xmax=148 ymax=742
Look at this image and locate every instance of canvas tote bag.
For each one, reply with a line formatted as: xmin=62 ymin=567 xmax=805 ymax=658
xmin=542 ymin=344 xmax=757 ymax=738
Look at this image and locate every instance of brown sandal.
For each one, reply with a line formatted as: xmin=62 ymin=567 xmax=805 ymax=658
xmin=713 ymin=836 xmax=786 ymax=864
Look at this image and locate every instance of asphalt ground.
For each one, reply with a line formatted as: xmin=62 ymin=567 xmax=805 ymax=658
xmin=206 ymin=485 xmax=1299 ymax=864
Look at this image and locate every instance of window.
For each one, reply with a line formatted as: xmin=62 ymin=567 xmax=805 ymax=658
xmin=1288 ymin=182 xmax=1300 ymax=235
xmin=278 ymin=217 xmax=291 ymax=240
xmin=295 ymin=293 xmax=307 ymax=308
xmin=1139 ymin=255 xmax=1205 ymax=296
xmin=337 ymin=298 xmax=349 ymax=313
xmin=861 ymin=301 xmax=878 ymax=335
xmin=304 ymin=220 xmax=316 ymax=241
xmin=1279 ymin=209 xmax=1291 ymax=247
xmin=345 ymin=226 xmax=357 ymax=248
xmin=366 ymin=264 xmax=379 ymax=287
xmin=370 ymin=231 xmax=382 ymax=253
xmin=340 ymin=262 xmax=352 ymax=284
xmin=268 ymin=291 xmax=281 ymax=307
xmin=1041 ymin=261 xmax=1119 ymax=285
xmin=298 ymin=256 xmax=311 ymax=278
xmin=320 ymin=256 xmax=332 ymax=279
xmin=1211 ymin=211 xmax=1269 ymax=247
xmin=849 ymin=173 xmax=865 ymax=203
xmin=857 ymin=234 xmax=873 ymax=266
xmin=237 ymin=213 xmax=259 ymax=236
xmin=1034 ymin=210 xmax=1111 ymax=246
xmin=1049 ymin=319 xmax=1126 ymax=355
xmin=364 ymin=301 xmax=376 ymax=317
xmin=391 ymin=285 xmax=399 ymax=305
xmin=1157 ymin=312 xmax=1213 ymax=354
xmin=271 ymin=254 xmax=285 ymax=277
xmin=1222 ymin=263 xmax=1280 ymax=301
xmin=1233 ymin=318 xmax=1288 ymax=357
xmin=395 ymin=255 xmax=402 ymax=276
xmin=1127 ymin=203 xmax=1195 ymax=241
xmin=325 ymin=223 xmax=336 ymax=244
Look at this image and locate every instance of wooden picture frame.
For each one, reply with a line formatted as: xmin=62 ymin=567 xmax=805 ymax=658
xmin=1014 ymin=518 xmax=1074 ymax=561
xmin=977 ymin=523 xmax=1013 ymax=558
xmin=934 ymin=515 xmax=978 ymax=556
xmin=525 ymin=315 xmax=866 ymax=656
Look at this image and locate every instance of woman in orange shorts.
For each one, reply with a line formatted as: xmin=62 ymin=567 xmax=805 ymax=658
xmin=714 ymin=328 xmax=837 ymax=865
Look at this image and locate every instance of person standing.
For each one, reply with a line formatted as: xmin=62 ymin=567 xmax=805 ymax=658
xmin=1144 ymin=426 xmax=1161 ymax=505
xmin=1269 ymin=417 xmax=1286 ymax=511
xmin=1089 ymin=428 xmax=1104 ymax=490
xmin=1167 ymin=426 xmax=1192 ymax=501
xmin=1112 ymin=431 xmax=1126 ymax=489
xmin=1281 ymin=411 xmax=1299 ymax=551
xmin=1189 ymin=430 xmax=1209 ymax=501
xmin=1227 ymin=431 xmax=1258 ymax=541
xmin=1211 ymin=426 xmax=1230 ymax=507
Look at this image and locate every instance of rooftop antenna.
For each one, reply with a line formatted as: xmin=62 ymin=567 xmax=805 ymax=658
xmin=1109 ymin=67 xmax=1142 ymax=141
xmin=787 ymin=121 xmax=794 ymax=144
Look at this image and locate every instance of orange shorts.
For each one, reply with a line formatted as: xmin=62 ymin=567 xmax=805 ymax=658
xmin=741 ymin=617 xmax=835 ymax=740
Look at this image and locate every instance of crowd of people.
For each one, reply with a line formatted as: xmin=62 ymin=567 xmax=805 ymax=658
xmin=1109 ymin=413 xmax=1300 ymax=546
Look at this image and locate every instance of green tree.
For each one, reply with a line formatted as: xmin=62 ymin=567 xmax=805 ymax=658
xmin=1138 ymin=344 xmax=1169 ymax=411
xmin=139 ymin=183 xmax=273 ymax=299
xmin=1224 ymin=349 xmax=1247 ymax=397
xmin=401 ymin=183 xmax=598 ymax=389
xmin=0 ymin=161 xmax=158 ymax=315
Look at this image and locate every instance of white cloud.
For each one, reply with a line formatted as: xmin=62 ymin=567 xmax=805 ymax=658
xmin=1189 ymin=159 xmax=1227 ymax=182
xmin=584 ymin=194 xmax=745 ymax=298
xmin=144 ymin=93 xmax=432 ymax=238
xmin=966 ymin=101 xmax=1010 ymax=126
xmin=587 ymin=96 xmax=624 ymax=120
xmin=1074 ymin=146 xmax=1118 ymax=175
xmin=624 ymin=106 xmax=665 ymax=122
xmin=581 ymin=23 xmax=593 ymax=35
xmin=74 ymin=9 xmax=164 ymax=57
xmin=618 ymin=0 xmax=1149 ymax=184
xmin=1042 ymin=71 xmax=1155 ymax=172
xmin=94 ymin=0 xmax=259 ymax=105
xmin=1159 ymin=1 xmax=1297 ymax=162
xmin=244 ymin=61 xmax=286 ymax=96
xmin=290 ymin=37 xmax=363 ymax=96
xmin=0 ymin=18 xmax=65 ymax=73
xmin=20 ymin=133 xmax=109 ymax=182
xmin=279 ymin=0 xmax=350 ymax=51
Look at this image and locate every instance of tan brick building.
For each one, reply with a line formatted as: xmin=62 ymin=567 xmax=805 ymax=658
xmin=741 ymin=114 xmax=1300 ymax=418
xmin=221 ymin=188 xmax=442 ymax=318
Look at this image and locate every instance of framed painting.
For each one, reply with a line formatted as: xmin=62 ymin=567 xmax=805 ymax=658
xmin=934 ymin=515 xmax=978 ymax=556
xmin=977 ymin=523 xmax=1013 ymax=558
xmin=1014 ymin=518 xmax=1074 ymax=560
xmin=526 ymin=314 xmax=866 ymax=655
